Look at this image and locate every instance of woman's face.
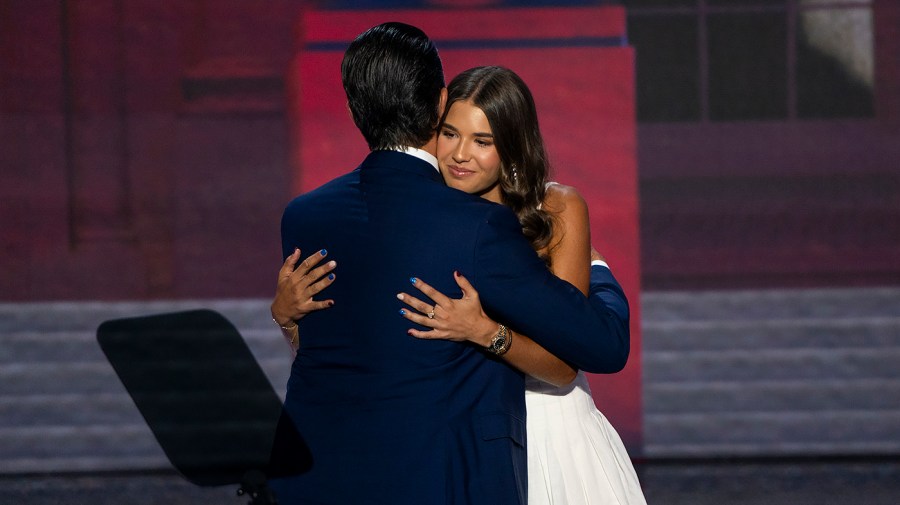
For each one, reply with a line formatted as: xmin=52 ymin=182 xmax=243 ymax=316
xmin=437 ymin=100 xmax=503 ymax=203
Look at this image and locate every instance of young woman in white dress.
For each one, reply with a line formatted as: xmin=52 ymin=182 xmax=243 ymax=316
xmin=271 ymin=66 xmax=647 ymax=504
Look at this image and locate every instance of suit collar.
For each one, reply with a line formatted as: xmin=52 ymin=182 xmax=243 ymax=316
xmin=390 ymin=146 xmax=439 ymax=172
xmin=361 ymin=150 xmax=444 ymax=184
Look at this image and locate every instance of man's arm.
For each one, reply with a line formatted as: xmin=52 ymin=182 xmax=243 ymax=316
xmin=471 ymin=206 xmax=629 ymax=374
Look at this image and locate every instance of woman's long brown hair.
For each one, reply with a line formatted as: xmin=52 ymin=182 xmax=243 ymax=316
xmin=442 ymin=66 xmax=554 ymax=256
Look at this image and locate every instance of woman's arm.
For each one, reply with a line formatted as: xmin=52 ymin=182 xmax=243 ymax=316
xmin=518 ymin=184 xmax=593 ymax=381
xmin=541 ymin=183 xmax=592 ymax=295
xmin=398 ymin=185 xmax=595 ymax=387
xmin=398 ymin=272 xmax=573 ymax=386
xmin=496 ymin=184 xmax=592 ymax=385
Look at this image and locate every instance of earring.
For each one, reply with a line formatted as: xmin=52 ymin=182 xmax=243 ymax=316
xmin=511 ymin=164 xmax=519 ymax=185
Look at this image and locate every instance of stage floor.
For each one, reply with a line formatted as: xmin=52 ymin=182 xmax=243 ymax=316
xmin=4 ymin=458 xmax=899 ymax=505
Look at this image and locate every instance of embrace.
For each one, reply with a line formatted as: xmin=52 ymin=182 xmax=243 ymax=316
xmin=268 ymin=22 xmax=646 ymax=505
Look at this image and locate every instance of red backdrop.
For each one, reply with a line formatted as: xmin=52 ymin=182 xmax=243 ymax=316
xmin=288 ymin=6 xmax=643 ymax=452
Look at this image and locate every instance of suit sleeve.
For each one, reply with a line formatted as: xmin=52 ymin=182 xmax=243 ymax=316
xmin=280 ymin=196 xmax=309 ymax=260
xmin=471 ymin=206 xmax=630 ymax=374
xmin=280 ymin=204 xmax=293 ymax=261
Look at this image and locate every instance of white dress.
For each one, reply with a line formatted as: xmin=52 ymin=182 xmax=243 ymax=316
xmin=525 ymin=371 xmax=647 ymax=504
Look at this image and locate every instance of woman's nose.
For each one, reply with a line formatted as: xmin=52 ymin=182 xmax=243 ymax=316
xmin=453 ymin=142 xmax=470 ymax=162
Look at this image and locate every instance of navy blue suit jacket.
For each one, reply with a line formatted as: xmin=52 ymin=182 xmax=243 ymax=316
xmin=270 ymin=151 xmax=629 ymax=504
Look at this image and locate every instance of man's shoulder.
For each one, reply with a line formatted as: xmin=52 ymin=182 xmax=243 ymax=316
xmin=438 ymin=186 xmax=510 ymax=213
xmin=284 ymin=170 xmax=360 ymax=211
xmin=478 ymin=198 xmax=525 ymax=231
xmin=432 ymin=193 xmax=526 ymax=243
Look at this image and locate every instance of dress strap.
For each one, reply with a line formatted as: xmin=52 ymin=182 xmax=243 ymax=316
xmin=537 ymin=181 xmax=558 ymax=211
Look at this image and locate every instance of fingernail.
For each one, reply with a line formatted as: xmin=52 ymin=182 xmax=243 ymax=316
xmin=399 ymin=309 xmax=406 ymax=316
xmin=328 ymin=261 xmax=336 ymax=267
xmin=327 ymin=300 xmax=334 ymax=307
xmin=410 ymin=277 xmax=417 ymax=284
xmin=320 ymin=249 xmax=327 ymax=256
xmin=328 ymin=273 xmax=335 ymax=280
xmin=396 ymin=293 xmax=405 ymax=300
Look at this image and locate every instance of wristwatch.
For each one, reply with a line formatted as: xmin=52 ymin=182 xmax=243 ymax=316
xmin=485 ymin=324 xmax=512 ymax=356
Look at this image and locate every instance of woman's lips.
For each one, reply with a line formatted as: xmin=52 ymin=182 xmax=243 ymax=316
xmin=446 ymin=164 xmax=473 ymax=177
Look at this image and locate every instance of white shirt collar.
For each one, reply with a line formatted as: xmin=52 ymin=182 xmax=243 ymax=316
xmin=392 ymin=146 xmax=439 ymax=173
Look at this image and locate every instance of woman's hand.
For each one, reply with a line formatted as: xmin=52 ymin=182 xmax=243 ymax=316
xmin=271 ymin=248 xmax=337 ymax=327
xmin=397 ymin=271 xmax=499 ymax=347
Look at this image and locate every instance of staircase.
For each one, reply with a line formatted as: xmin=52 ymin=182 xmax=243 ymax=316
xmin=642 ymin=287 xmax=900 ymax=457
xmin=0 ymin=300 xmax=292 ymax=474
xmin=2 ymin=288 xmax=899 ymax=473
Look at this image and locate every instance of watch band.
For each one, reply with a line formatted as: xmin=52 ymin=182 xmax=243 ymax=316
xmin=486 ymin=324 xmax=512 ymax=356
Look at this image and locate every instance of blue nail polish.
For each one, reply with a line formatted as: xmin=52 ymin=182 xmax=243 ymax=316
xmin=399 ymin=309 xmax=406 ymax=316
xmin=328 ymin=273 xmax=335 ymax=281
xmin=320 ymin=249 xmax=327 ymax=256
xmin=410 ymin=277 xmax=417 ymax=284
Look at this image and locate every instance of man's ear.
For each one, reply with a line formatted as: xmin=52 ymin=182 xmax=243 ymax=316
xmin=437 ymin=87 xmax=448 ymax=121
xmin=346 ymin=101 xmax=355 ymax=122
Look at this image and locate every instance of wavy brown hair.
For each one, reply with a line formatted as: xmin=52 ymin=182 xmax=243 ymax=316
xmin=443 ymin=66 xmax=554 ymax=255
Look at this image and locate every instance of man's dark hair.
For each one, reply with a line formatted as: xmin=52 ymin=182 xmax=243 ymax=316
xmin=341 ymin=22 xmax=445 ymax=151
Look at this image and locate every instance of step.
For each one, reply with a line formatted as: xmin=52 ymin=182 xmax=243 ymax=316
xmin=0 ymin=394 xmax=143 ymax=428
xmin=0 ymin=299 xmax=275 ymax=333
xmin=643 ymin=410 xmax=900 ymax=457
xmin=644 ymin=379 xmax=900 ymax=414
xmin=0 ymin=328 xmax=292 ymax=365
xmin=0 ymin=424 xmax=161 ymax=460
xmin=0 ymin=358 xmax=290 ymax=397
xmin=640 ymin=287 xmax=900 ymax=323
xmin=0 ymin=424 xmax=167 ymax=474
xmin=642 ymin=316 xmax=900 ymax=351
xmin=643 ymin=347 xmax=900 ymax=383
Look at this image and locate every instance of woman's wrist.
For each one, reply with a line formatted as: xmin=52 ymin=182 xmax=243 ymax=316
xmin=281 ymin=324 xmax=299 ymax=346
xmin=272 ymin=312 xmax=300 ymax=348
xmin=270 ymin=303 xmax=297 ymax=329
xmin=473 ymin=316 xmax=500 ymax=347
xmin=485 ymin=324 xmax=512 ymax=356
xmin=271 ymin=304 xmax=300 ymax=349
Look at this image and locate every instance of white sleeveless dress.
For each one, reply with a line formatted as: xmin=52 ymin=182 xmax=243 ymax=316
xmin=524 ymin=371 xmax=647 ymax=504
xmin=526 ymin=181 xmax=645 ymax=503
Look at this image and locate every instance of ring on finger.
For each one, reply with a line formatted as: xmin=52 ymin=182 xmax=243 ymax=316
xmin=427 ymin=308 xmax=435 ymax=319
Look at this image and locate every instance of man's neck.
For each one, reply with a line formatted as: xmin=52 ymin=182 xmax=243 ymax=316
xmin=393 ymin=143 xmax=439 ymax=172
xmin=417 ymin=134 xmax=438 ymax=158
xmin=398 ymin=133 xmax=440 ymax=172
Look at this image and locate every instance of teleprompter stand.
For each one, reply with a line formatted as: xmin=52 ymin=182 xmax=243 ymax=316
xmin=98 ymin=309 xmax=310 ymax=505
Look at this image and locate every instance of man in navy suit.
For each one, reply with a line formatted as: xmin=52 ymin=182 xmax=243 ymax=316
xmin=269 ymin=22 xmax=629 ymax=504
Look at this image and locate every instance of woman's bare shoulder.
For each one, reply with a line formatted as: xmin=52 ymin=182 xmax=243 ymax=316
xmin=542 ymin=181 xmax=588 ymax=218
xmin=540 ymin=182 xmax=591 ymax=291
